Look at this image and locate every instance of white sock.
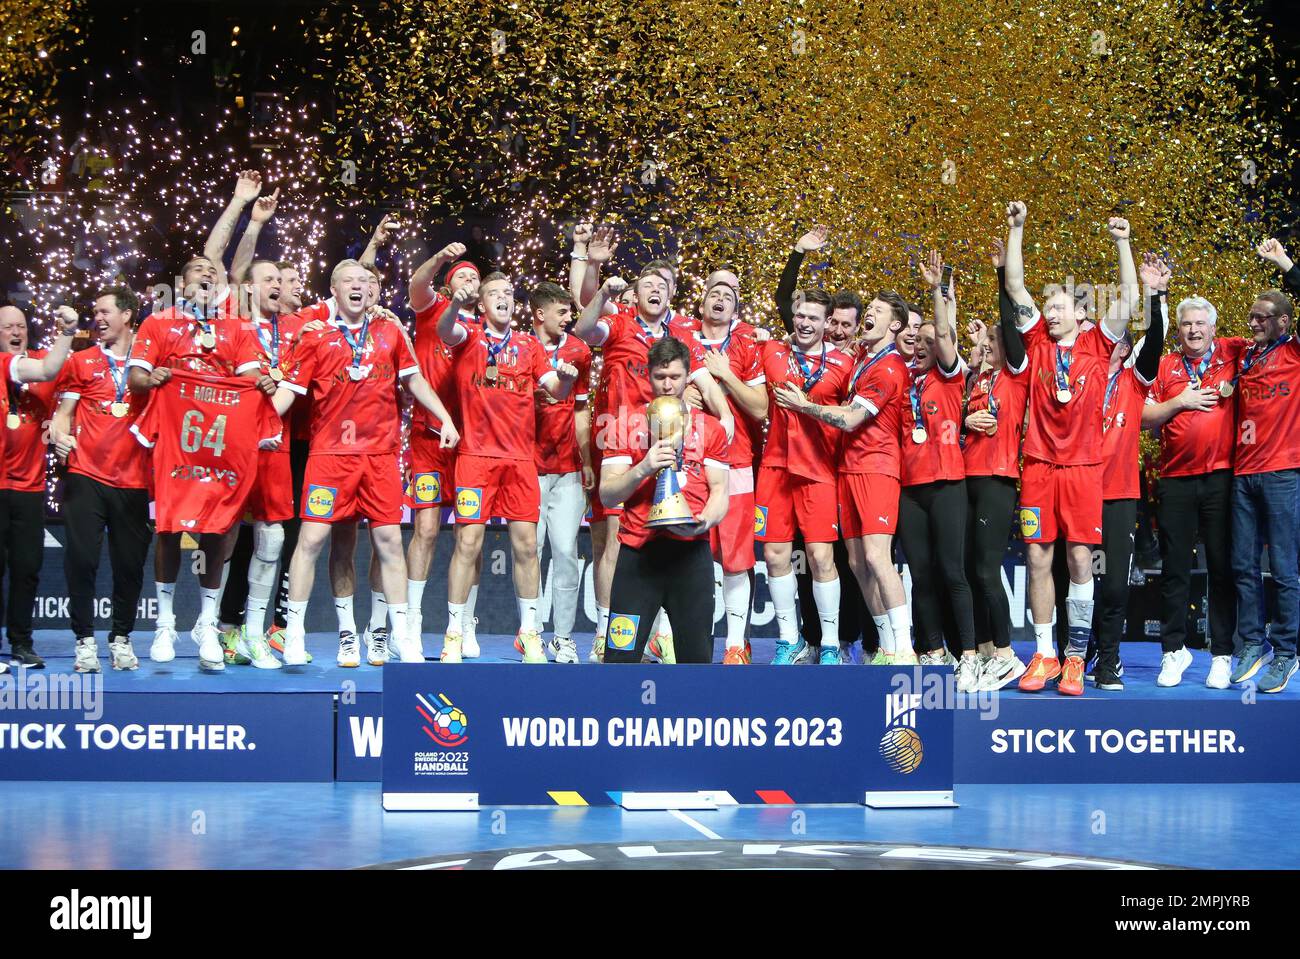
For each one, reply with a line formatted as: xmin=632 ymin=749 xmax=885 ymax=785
xmin=812 ymin=578 xmax=841 ymax=640
xmin=387 ymin=602 xmax=408 ymax=644
xmin=722 ymin=572 xmax=751 ymax=649
xmin=465 ymin=583 xmax=479 ymax=627
xmin=1032 ymin=620 xmax=1055 ymax=658
xmin=448 ymin=601 xmax=465 ymax=636
xmin=156 ymin=583 xmax=176 ymax=629
xmin=886 ymin=605 xmax=912 ymax=653
xmin=873 ymin=613 xmax=895 ymax=654
xmin=518 ymin=595 xmax=540 ymax=633
xmin=197 ymin=587 xmax=220 ymax=627
xmin=334 ymin=594 xmax=356 ymax=635
xmin=407 ymin=578 xmax=426 ymax=616
xmin=769 ymin=572 xmax=799 ymax=644
xmin=244 ymin=550 xmax=278 ymax=639
xmin=369 ymin=589 xmax=388 ymax=632
xmin=596 ymin=605 xmax=610 ymax=642
xmin=285 ymin=599 xmax=308 ymax=642
xmin=653 ymin=608 xmax=673 ymax=638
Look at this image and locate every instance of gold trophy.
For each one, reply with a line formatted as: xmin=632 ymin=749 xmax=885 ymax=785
xmin=645 ymin=395 xmax=696 ymax=528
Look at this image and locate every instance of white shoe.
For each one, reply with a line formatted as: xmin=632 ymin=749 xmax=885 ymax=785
xmin=407 ymin=614 xmax=423 ymax=649
xmin=364 ymin=627 xmax=391 ymax=666
xmin=74 ymin=637 xmax=101 ymax=673
xmin=398 ymin=636 xmax=425 ymax=664
xmin=150 ymin=626 xmax=177 ymax=663
xmin=1206 ymin=654 xmax=1232 ymax=689
xmin=282 ymin=632 xmax=308 ymax=666
xmin=440 ymin=632 xmax=463 ymax=663
xmin=1156 ymin=646 xmax=1192 ymax=687
xmin=976 ymin=653 xmax=1026 ymax=691
xmin=191 ymin=622 xmax=225 ymax=671
xmin=337 ymin=631 xmax=361 ymax=668
xmin=462 ymin=619 xmax=480 ymax=659
xmin=108 ymin=636 xmax=139 ymax=671
xmin=238 ymin=631 xmax=282 ymax=670
xmin=550 ymin=636 xmax=579 ymax=664
xmin=955 ymin=655 xmax=980 ymax=692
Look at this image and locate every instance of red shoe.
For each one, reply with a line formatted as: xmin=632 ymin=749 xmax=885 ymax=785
xmin=1057 ymin=655 xmax=1086 ymax=696
xmin=1018 ymin=653 xmax=1061 ymax=692
xmin=266 ymin=624 xmax=312 ymax=663
xmin=723 ymin=645 xmax=749 ymax=665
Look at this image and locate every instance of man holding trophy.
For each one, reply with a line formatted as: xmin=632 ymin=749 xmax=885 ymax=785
xmin=599 ymin=337 xmax=731 ymax=663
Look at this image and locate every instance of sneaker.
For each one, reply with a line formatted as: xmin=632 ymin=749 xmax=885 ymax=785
xmin=267 ymin=624 xmax=312 ymax=663
xmin=772 ymin=638 xmax=808 ymax=665
xmin=550 ymin=636 xmax=579 ymax=664
xmin=648 ymin=632 xmax=677 ymax=664
xmin=8 ymin=643 xmax=44 ymax=668
xmin=238 ymin=631 xmax=282 ymax=670
xmin=1057 ymin=655 xmax=1086 ymax=696
xmin=1156 ymin=646 xmax=1193 ymax=687
xmin=1018 ymin=653 xmax=1060 ymax=692
xmin=1259 ymin=656 xmax=1298 ymax=694
xmin=192 ymin=622 xmax=225 ymax=672
xmin=918 ymin=650 xmax=954 ymax=666
xmin=462 ymin=618 xmax=480 ymax=659
xmin=337 ymin=631 xmax=361 ymax=668
xmin=0 ymin=660 xmax=6 ymax=674
xmin=394 ymin=635 xmax=424 ymax=663
xmin=221 ymin=626 xmax=251 ymax=666
xmin=589 ymin=634 xmax=605 ymax=663
xmin=281 ymin=632 xmax=309 ymax=666
xmin=838 ymin=643 xmax=855 ymax=664
xmin=955 ymin=655 xmax=980 ymax=692
xmin=1231 ymin=644 xmax=1273 ymax=685
xmin=108 ymin=636 xmax=139 ymax=671
xmin=151 ymin=626 xmax=177 ymax=663
xmin=722 ymin=645 xmax=749 ymax=665
xmin=977 ymin=654 xmax=1027 ymax=691
xmin=407 ymin=613 xmax=423 ymax=650
xmin=365 ymin=627 xmax=390 ymax=666
xmin=441 ymin=632 xmax=463 ymax=663
xmin=518 ymin=630 xmax=546 ymax=664
xmin=74 ymin=637 xmax=101 ymax=673
xmin=1206 ymin=655 xmax=1232 ymax=690
xmin=1093 ymin=665 xmax=1125 ymax=691
xmin=818 ymin=644 xmax=842 ymax=665
xmin=893 ymin=648 xmax=919 ymax=666
xmin=868 ymin=649 xmax=891 ymax=665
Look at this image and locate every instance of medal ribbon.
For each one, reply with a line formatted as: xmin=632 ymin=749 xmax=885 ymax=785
xmin=337 ymin=315 xmax=370 ymax=375
xmin=848 ymin=343 xmax=898 ymax=395
xmin=791 ymin=342 xmax=829 ymax=390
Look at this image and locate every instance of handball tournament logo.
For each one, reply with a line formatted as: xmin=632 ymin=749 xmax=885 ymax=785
xmin=880 ymin=692 xmax=924 ymax=774
xmin=418 ymin=692 xmax=469 ymax=748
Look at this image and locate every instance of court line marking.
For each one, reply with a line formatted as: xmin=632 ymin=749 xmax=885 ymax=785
xmin=670 ymin=808 xmax=722 ymax=840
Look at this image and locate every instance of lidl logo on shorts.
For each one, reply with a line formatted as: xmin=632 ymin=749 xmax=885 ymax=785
xmin=306 ymin=484 xmax=337 ymax=519
xmin=1019 ymin=507 xmax=1042 ymax=540
xmin=607 ymin=614 xmax=639 ymax=650
xmin=413 ymin=471 xmax=442 ymax=504
xmin=456 ymin=486 xmax=483 ymax=520
xmin=754 ymin=505 xmax=768 ymax=536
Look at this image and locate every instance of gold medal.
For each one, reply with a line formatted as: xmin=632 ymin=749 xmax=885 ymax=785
xmin=199 ymin=331 xmax=216 ymax=350
xmin=269 ymin=367 xmax=284 ymax=382
xmin=110 ymin=402 xmax=129 ymax=418
xmin=5 ymin=413 xmax=18 ymax=430
xmin=1217 ymin=381 xmax=1234 ymax=398
xmin=485 ymin=364 xmax=499 ymax=383
xmin=348 ymin=366 xmax=365 ymax=381
xmin=911 ymin=426 xmax=928 ymax=444
xmin=1056 ymin=388 xmax=1072 ymax=404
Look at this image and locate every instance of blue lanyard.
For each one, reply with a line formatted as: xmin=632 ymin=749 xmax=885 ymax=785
xmin=987 ymin=369 xmax=1000 ymax=418
xmin=637 ymin=313 xmax=671 ymax=343
xmin=178 ymin=298 xmax=216 ymax=339
xmin=1104 ymin=369 xmax=1122 ymax=414
xmin=708 ymin=320 xmax=738 ymax=355
xmin=1241 ymin=335 xmax=1290 ymax=377
xmin=103 ymin=348 xmax=128 ymax=404
xmin=486 ymin=328 xmax=512 ymax=367
xmin=1181 ymin=345 xmax=1214 ymax=386
xmin=848 ymin=343 xmax=897 ymax=394
xmin=547 ymin=333 xmax=565 ymax=368
xmin=791 ymin=342 xmax=829 ymax=390
xmin=257 ymin=315 xmax=281 ymax=370
xmin=337 ymin=316 xmax=370 ymax=372
xmin=910 ymin=372 xmax=927 ymax=431
xmin=1054 ymin=343 xmax=1072 ymax=393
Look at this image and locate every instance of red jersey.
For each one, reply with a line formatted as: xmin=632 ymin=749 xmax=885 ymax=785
xmin=0 ymin=354 xmax=14 ymax=481
xmin=678 ymin=315 xmax=758 ymax=339
xmin=128 ymin=307 xmax=260 ymax=379
xmin=840 ymin=345 xmax=910 ymax=478
xmin=286 ymin=314 xmax=419 ymax=456
xmin=286 ymin=300 xmax=334 ymax=442
xmin=1149 ymin=339 xmax=1248 ymax=478
xmin=695 ymin=323 xmax=765 ymax=468
xmin=760 ymin=341 xmax=854 ymax=483
xmin=1017 ymin=312 xmax=1119 ymax=466
xmin=411 ymin=295 xmax=477 ymax=441
xmin=1235 ymin=335 xmax=1300 ymax=476
xmin=448 ymin=322 xmax=555 ymax=461
xmin=534 ymin=332 xmax=593 ymax=475
xmin=605 ymin=406 xmax=730 ymax=549
xmin=590 ymin=307 xmax=707 ymax=420
xmin=1101 ymin=367 xmax=1153 ymax=500
xmin=963 ymin=364 xmax=1030 ymax=479
xmin=59 ymin=345 xmax=150 ymax=490
xmin=131 ymin=371 xmax=281 ymax=533
xmin=899 ymin=360 xmax=967 ymax=487
xmin=3 ymin=349 xmax=58 ymax=492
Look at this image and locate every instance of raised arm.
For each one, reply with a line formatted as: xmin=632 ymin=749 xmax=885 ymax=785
xmin=1105 ymin=216 xmax=1138 ymax=341
xmin=408 ymin=241 xmax=466 ymax=314
xmin=1002 ymin=201 xmax=1036 ymax=316
xmin=1257 ymin=238 xmax=1300 ymax=293
xmin=775 ymin=225 xmax=828 ymax=334
xmin=576 ymin=275 xmax=625 ymax=345
xmin=360 ymin=213 xmax=400 ymax=271
xmin=920 ymin=249 xmax=959 ymax=370
xmin=1133 ymin=253 xmax=1169 ymax=382
xmin=204 ymin=170 xmax=263 ymax=286
xmin=13 ymin=307 xmax=77 ymax=382
xmin=571 ymin=224 xmax=618 ymax=309
xmin=231 ymin=188 xmax=280 ymax=283
xmin=436 ymin=286 xmax=476 ymax=345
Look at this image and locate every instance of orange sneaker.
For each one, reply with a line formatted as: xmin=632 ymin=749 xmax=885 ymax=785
xmin=266 ymin=624 xmax=311 ymax=662
xmin=1057 ymin=655 xmax=1086 ymax=696
xmin=1018 ymin=653 xmax=1061 ymax=692
xmin=723 ymin=645 xmax=749 ymax=665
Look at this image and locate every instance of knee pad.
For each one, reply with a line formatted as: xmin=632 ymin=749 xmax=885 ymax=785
xmin=253 ymin=522 xmax=285 ymax=564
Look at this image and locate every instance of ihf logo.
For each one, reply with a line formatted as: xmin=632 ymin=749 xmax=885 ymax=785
xmin=880 ymin=692 xmax=924 ymax=774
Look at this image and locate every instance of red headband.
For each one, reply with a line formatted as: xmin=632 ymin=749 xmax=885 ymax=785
xmin=446 ymin=261 xmax=479 ymax=284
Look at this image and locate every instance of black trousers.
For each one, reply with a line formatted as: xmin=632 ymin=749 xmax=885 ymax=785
xmin=605 ymin=537 xmax=715 ymax=663
xmin=1092 ymin=498 xmax=1137 ymax=669
xmin=273 ymin=438 xmax=311 ymax=630
xmin=62 ymin=473 xmax=152 ymax=639
xmin=1156 ymin=469 xmax=1236 ymax=656
xmin=0 ymin=488 xmax=46 ymax=649
xmin=966 ymin=476 xmax=1019 ymax=649
xmin=797 ymin=535 xmax=871 ymax=649
xmin=897 ymin=479 xmax=976 ymax=653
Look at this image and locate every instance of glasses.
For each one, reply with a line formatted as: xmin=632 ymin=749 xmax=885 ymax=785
xmin=1247 ymin=311 xmax=1278 ymax=323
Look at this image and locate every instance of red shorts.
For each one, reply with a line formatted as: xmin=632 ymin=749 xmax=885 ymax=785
xmin=247 ymin=449 xmax=295 ymax=523
xmin=839 ymin=473 xmax=901 ymax=539
xmin=754 ymin=465 xmax=839 ymax=544
xmin=711 ymin=485 xmax=756 ymax=573
xmin=301 ymin=452 xmax=403 ymax=526
xmin=406 ymin=427 xmax=456 ymax=509
xmin=1018 ymin=460 xmax=1103 ymax=545
xmin=454 ymin=453 xmax=541 ymax=524
xmin=588 ymin=437 xmax=623 ymax=523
